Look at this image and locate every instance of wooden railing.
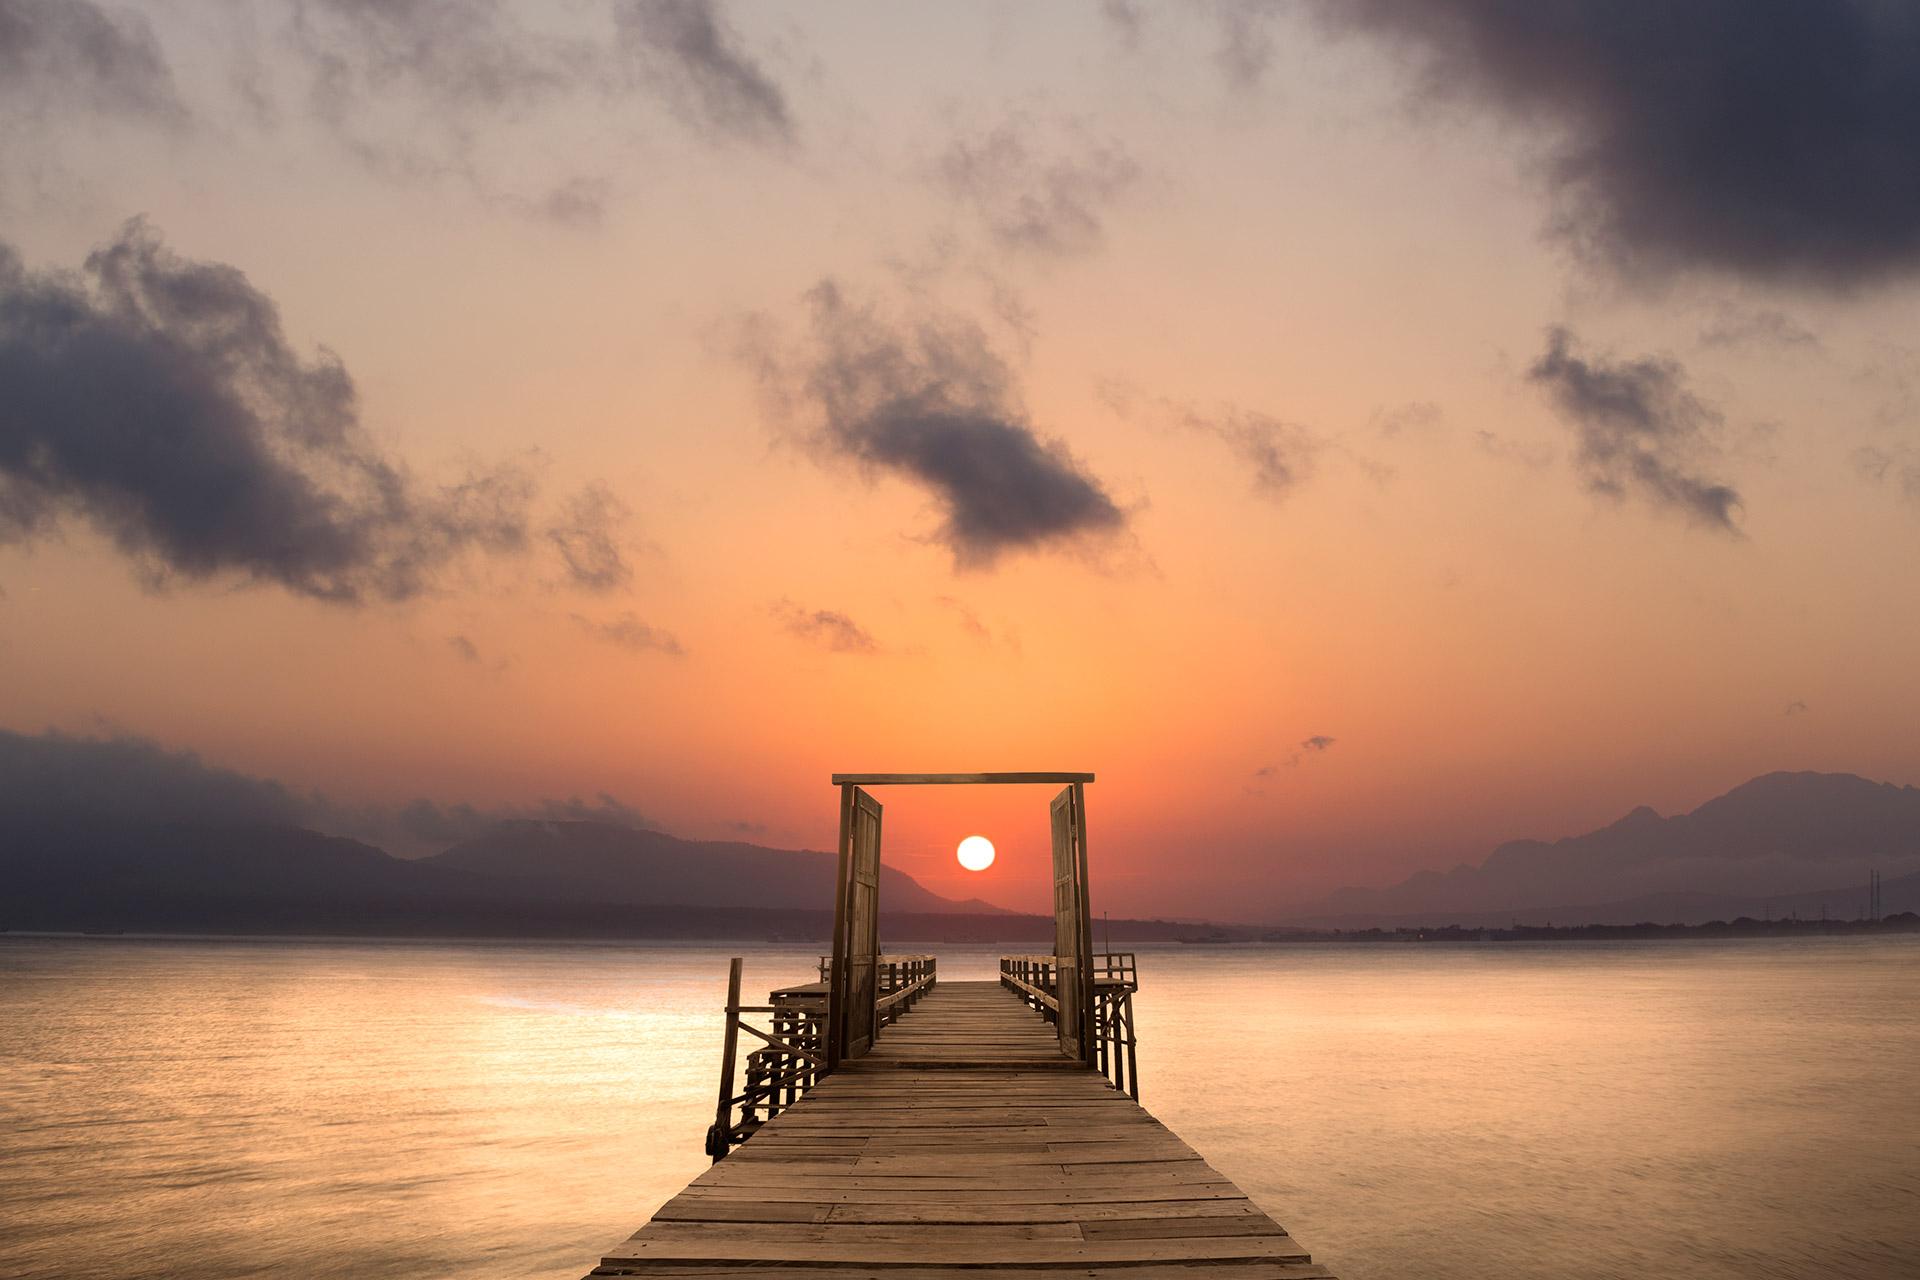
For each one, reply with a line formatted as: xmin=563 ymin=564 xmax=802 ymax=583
xmin=707 ymin=954 xmax=937 ymax=1161
xmin=874 ymin=955 xmax=937 ymax=1028
xmin=999 ymin=951 xmax=1140 ymax=1100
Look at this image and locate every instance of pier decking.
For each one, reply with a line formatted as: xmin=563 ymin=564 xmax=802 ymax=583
xmin=588 ymin=980 xmax=1332 ymax=1278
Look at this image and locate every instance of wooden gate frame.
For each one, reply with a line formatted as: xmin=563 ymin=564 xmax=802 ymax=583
xmin=825 ymin=772 xmax=1095 ymax=1072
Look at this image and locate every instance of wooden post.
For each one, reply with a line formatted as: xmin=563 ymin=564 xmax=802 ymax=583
xmin=707 ymin=956 xmax=744 ymax=1162
xmin=825 ymin=784 xmax=854 ymax=1072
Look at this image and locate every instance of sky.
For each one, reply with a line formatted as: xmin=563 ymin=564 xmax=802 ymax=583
xmin=3 ymin=1 xmax=1919 ymax=921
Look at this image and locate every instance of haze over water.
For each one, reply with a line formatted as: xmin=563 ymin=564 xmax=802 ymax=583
xmin=2 ymin=936 xmax=1914 ymax=1279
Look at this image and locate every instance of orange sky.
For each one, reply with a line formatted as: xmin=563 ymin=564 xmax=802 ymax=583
xmin=3 ymin=3 xmax=1919 ymax=921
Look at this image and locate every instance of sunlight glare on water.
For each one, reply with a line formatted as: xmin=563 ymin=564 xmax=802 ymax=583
xmin=1 ymin=936 xmax=1915 ymax=1279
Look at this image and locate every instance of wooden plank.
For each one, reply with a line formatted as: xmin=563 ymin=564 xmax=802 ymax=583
xmin=602 ymin=1237 xmax=1312 ymax=1266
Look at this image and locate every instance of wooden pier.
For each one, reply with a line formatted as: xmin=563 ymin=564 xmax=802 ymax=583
xmin=581 ymin=772 xmax=1335 ymax=1277
xmin=587 ymin=975 xmax=1332 ymax=1278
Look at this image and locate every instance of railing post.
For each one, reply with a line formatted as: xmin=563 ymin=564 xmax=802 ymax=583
xmin=706 ymin=957 xmax=744 ymax=1162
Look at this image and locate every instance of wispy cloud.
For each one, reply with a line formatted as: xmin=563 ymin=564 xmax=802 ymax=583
xmin=773 ymin=599 xmax=879 ymax=654
xmin=546 ymin=481 xmax=634 ymax=593
xmin=571 ymin=610 xmax=684 ymax=655
xmin=1528 ymin=327 xmax=1741 ymax=533
xmin=936 ymin=117 xmax=1140 ymax=259
xmin=613 ymin=0 xmax=794 ymax=148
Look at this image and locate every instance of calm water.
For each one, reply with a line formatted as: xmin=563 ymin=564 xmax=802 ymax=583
xmin=1 ymin=936 xmax=1916 ymax=1279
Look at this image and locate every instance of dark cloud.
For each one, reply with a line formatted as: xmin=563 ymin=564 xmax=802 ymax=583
xmin=1317 ymin=1 xmax=1920 ymax=287
xmin=0 ymin=0 xmax=182 ymax=121
xmin=1527 ymin=327 xmax=1741 ymax=532
xmin=0 ymin=221 xmax=535 ymax=601
xmin=1301 ymin=734 xmax=1336 ymax=753
xmin=0 ymin=727 xmax=304 ymax=829
xmin=546 ymin=481 xmax=633 ymax=593
xmin=0 ymin=726 xmax=656 ymax=855
xmin=571 ymin=610 xmax=683 ymax=655
xmin=773 ymin=599 xmax=879 ymax=655
xmin=937 ymin=121 xmax=1140 ymax=259
xmin=447 ymin=633 xmax=481 ymax=663
xmin=1697 ymin=305 xmax=1822 ymax=351
xmin=1784 ymin=700 xmax=1810 ymax=717
xmin=614 ymin=0 xmax=793 ymax=148
xmin=755 ymin=282 xmax=1128 ymax=569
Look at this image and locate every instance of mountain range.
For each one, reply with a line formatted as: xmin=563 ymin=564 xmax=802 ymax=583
xmin=1300 ymin=771 xmax=1920 ymax=927
xmin=0 ymin=814 xmax=1006 ymax=936
xmin=4 ymin=723 xmax=1918 ymax=936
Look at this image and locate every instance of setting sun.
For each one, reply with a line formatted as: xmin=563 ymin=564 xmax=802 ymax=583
xmin=956 ymin=835 xmax=995 ymax=872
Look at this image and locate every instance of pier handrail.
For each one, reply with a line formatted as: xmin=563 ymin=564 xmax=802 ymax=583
xmin=708 ymin=953 xmax=937 ymax=1161
xmin=999 ymin=951 xmax=1140 ymax=1100
xmin=874 ymin=954 xmax=937 ymax=1027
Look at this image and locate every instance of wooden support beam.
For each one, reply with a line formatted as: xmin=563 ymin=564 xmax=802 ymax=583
xmin=829 ymin=772 xmax=1094 ymax=786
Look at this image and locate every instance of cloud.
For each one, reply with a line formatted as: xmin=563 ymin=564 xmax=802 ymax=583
xmin=546 ymin=481 xmax=633 ymax=593
xmin=1185 ymin=406 xmax=1324 ymax=500
xmin=751 ymin=281 xmax=1129 ymax=569
xmin=773 ymin=599 xmax=879 ymax=654
xmin=1852 ymin=443 xmax=1920 ymax=504
xmin=1251 ymin=735 xmax=1339 ymax=790
xmin=1104 ymin=381 xmax=1325 ymax=502
xmin=1784 ymin=700 xmax=1809 ymax=717
xmin=936 ymin=119 xmax=1140 ymax=259
xmin=613 ymin=0 xmax=793 ymax=148
xmin=0 ymin=220 xmax=535 ymax=601
xmin=1526 ymin=326 xmax=1742 ymax=532
xmin=0 ymin=726 xmax=304 ymax=829
xmin=375 ymin=791 xmax=656 ymax=848
xmin=0 ymin=0 xmax=183 ymax=122
xmin=447 ymin=633 xmax=481 ymax=663
xmin=1697 ymin=306 xmax=1822 ymax=352
xmin=1214 ymin=1 xmax=1280 ymax=91
xmin=571 ymin=610 xmax=684 ymax=655
xmin=1316 ymin=1 xmax=1920 ymax=287
xmin=291 ymin=0 xmax=586 ymax=117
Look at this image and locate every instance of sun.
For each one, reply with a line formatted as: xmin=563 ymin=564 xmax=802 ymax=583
xmin=956 ymin=835 xmax=996 ymax=872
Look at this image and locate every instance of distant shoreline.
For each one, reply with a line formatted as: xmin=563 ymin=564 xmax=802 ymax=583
xmin=3 ymin=912 xmax=1915 ymax=949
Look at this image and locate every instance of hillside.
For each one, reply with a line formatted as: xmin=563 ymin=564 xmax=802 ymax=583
xmin=1311 ymin=772 xmax=1920 ymax=924
xmin=421 ymin=819 xmax=1009 ymax=915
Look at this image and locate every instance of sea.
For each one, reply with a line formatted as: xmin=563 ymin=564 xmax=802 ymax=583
xmin=1 ymin=935 xmax=1915 ymax=1279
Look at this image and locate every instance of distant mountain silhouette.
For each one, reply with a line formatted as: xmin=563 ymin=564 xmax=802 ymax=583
xmin=420 ymin=820 xmax=1009 ymax=915
xmin=1308 ymin=771 xmax=1920 ymax=925
xmin=0 ymin=814 xmax=1005 ymax=934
